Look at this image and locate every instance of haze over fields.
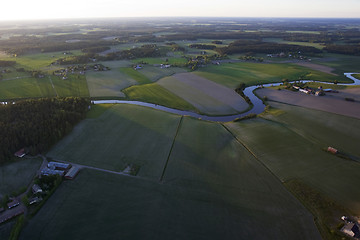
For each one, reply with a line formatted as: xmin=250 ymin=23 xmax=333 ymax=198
xmin=1 ymin=0 xmax=360 ymax=20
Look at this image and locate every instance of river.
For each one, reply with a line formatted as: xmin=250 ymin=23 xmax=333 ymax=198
xmin=93 ymin=73 xmax=360 ymax=122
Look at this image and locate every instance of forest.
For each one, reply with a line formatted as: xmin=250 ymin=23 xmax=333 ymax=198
xmin=0 ymin=97 xmax=89 ymax=163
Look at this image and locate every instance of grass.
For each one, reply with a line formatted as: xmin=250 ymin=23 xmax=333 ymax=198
xmin=311 ymin=53 xmax=360 ymax=75
xmin=263 ymin=38 xmax=325 ymax=49
xmin=0 ymin=158 xmax=42 ymax=199
xmin=86 ymin=104 xmax=115 ymax=118
xmin=51 ymin=74 xmax=89 ymax=97
xmin=195 ymin=62 xmax=346 ymax=89
xmin=86 ymin=69 xmax=136 ymax=98
xmin=353 ymin=74 xmax=360 ymax=79
xmin=123 ymin=83 xmax=197 ymax=111
xmin=0 ymin=220 xmax=15 ymax=240
xmin=119 ymin=67 xmax=152 ymax=84
xmin=132 ymin=56 xmax=187 ymax=65
xmin=21 ymin=122 xmax=321 ymax=239
xmin=47 ymin=104 xmax=182 ymax=179
xmin=285 ymin=179 xmax=351 ymax=240
xmin=226 ymin=108 xmax=360 ymax=214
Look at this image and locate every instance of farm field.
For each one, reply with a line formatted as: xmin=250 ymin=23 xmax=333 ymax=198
xmin=195 ymin=62 xmax=346 ymax=89
xmin=311 ymin=53 xmax=360 ymax=75
xmin=134 ymin=65 xmax=188 ymax=82
xmin=123 ymin=83 xmax=197 ymax=111
xmin=262 ymin=38 xmax=325 ymax=49
xmin=86 ymin=69 xmax=137 ymax=98
xmin=47 ymin=104 xmax=182 ymax=179
xmin=21 ymin=146 xmax=321 ymax=240
xmin=51 ymin=74 xmax=89 ymax=97
xmin=256 ymin=88 xmax=360 ymax=119
xmin=0 ymin=158 xmax=42 ymax=199
xmin=157 ymin=73 xmax=248 ymax=115
xmin=226 ymin=111 xmax=360 ymax=214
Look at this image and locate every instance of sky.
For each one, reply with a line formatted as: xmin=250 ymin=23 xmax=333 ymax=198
xmin=1 ymin=0 xmax=359 ymax=21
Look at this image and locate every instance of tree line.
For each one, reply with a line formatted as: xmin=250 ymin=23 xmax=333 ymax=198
xmin=0 ymin=97 xmax=89 ymax=163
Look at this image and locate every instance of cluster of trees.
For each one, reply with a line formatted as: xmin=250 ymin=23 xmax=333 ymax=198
xmin=0 ymin=97 xmax=90 ymax=163
xmin=235 ymin=83 xmax=251 ymax=104
xmin=189 ymin=44 xmax=217 ymax=50
xmin=216 ymin=40 xmax=322 ymax=55
xmin=324 ymin=45 xmax=360 ymax=55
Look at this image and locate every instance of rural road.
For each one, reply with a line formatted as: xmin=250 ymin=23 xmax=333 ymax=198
xmin=93 ymin=73 xmax=360 ymax=122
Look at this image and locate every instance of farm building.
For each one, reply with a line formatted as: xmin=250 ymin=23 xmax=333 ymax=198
xmin=32 ymin=184 xmax=43 ymax=194
xmin=7 ymin=199 xmax=20 ymax=209
xmin=29 ymin=197 xmax=42 ymax=205
xmin=341 ymin=222 xmax=360 ymax=238
xmin=65 ymin=166 xmax=80 ymax=180
xmin=327 ymin=147 xmax=338 ymax=154
xmin=48 ymin=162 xmax=71 ymax=170
xmin=41 ymin=168 xmax=65 ymax=176
xmin=14 ymin=148 xmax=26 ymax=158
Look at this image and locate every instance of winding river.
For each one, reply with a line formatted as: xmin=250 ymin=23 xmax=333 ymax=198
xmin=93 ymin=73 xmax=360 ymax=122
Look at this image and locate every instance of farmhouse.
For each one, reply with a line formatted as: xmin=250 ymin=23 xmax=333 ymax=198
xmin=14 ymin=148 xmax=26 ymax=158
xmin=341 ymin=222 xmax=360 ymax=238
xmin=327 ymin=147 xmax=338 ymax=154
xmin=32 ymin=184 xmax=43 ymax=194
xmin=65 ymin=166 xmax=80 ymax=180
xmin=29 ymin=197 xmax=42 ymax=205
xmin=48 ymin=162 xmax=71 ymax=170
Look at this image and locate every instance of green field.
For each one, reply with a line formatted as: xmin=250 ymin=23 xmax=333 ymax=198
xmin=195 ymin=62 xmax=346 ymax=89
xmin=119 ymin=67 xmax=152 ymax=84
xmin=22 ymin=114 xmax=321 ymax=239
xmin=137 ymin=66 xmax=187 ymax=82
xmin=0 ymin=158 xmax=42 ymax=199
xmin=86 ymin=69 xmax=137 ymax=98
xmin=353 ymin=74 xmax=360 ymax=79
xmin=51 ymin=74 xmax=89 ymax=97
xmin=263 ymin=38 xmax=325 ymax=49
xmin=226 ymin=104 xmax=360 ymax=214
xmin=123 ymin=83 xmax=197 ymax=111
xmin=0 ymin=51 xmax=82 ymax=71
xmin=312 ymin=53 xmax=360 ymax=75
xmin=47 ymin=104 xmax=182 ymax=179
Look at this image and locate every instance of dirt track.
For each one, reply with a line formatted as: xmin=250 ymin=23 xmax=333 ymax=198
xmin=256 ymin=88 xmax=360 ymax=119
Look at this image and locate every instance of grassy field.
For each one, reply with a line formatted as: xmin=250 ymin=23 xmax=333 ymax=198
xmin=195 ymin=62 xmax=346 ymax=89
xmin=263 ymin=38 xmax=325 ymax=49
xmin=119 ymin=67 xmax=152 ymax=84
xmin=21 ymin=117 xmax=321 ymax=240
xmin=226 ymin=106 xmax=360 ymax=214
xmin=0 ymin=77 xmax=55 ymax=100
xmin=0 ymin=51 xmax=82 ymax=71
xmin=0 ymin=158 xmax=42 ymax=199
xmin=86 ymin=69 xmax=137 ymax=98
xmin=47 ymin=104 xmax=182 ymax=179
xmin=312 ymin=53 xmax=360 ymax=75
xmin=123 ymin=83 xmax=197 ymax=111
xmin=51 ymin=74 xmax=89 ymax=97
xmin=137 ymin=66 xmax=188 ymax=82
xmin=353 ymin=74 xmax=360 ymax=79
xmin=86 ymin=104 xmax=115 ymax=118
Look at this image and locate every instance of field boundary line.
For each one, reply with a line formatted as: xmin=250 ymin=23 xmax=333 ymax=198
xmin=48 ymin=76 xmax=58 ymax=97
xmin=159 ymin=116 xmax=183 ymax=182
xmin=221 ymin=123 xmax=285 ymax=183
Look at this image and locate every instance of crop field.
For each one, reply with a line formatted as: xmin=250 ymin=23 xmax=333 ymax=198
xmin=195 ymin=62 xmax=346 ymax=89
xmin=51 ymin=74 xmax=89 ymax=97
xmin=0 ymin=158 xmax=42 ymax=199
xmin=0 ymin=77 xmax=55 ymax=100
xmin=86 ymin=69 xmax=137 ymax=98
xmin=0 ymin=51 xmax=82 ymax=71
xmin=263 ymin=38 xmax=325 ymax=49
xmin=21 ymin=127 xmax=321 ymax=240
xmin=226 ymin=110 xmax=360 ymax=214
xmin=123 ymin=83 xmax=196 ymax=111
xmin=119 ymin=67 xmax=152 ymax=84
xmin=157 ymin=73 xmax=248 ymax=115
xmin=47 ymin=104 xmax=182 ymax=179
xmin=132 ymin=56 xmax=187 ymax=65
xmin=135 ymin=65 xmax=188 ymax=82
xmin=312 ymin=53 xmax=360 ymax=75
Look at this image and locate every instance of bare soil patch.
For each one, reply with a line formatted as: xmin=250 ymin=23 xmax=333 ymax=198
xmin=172 ymin=73 xmax=248 ymax=112
xmin=295 ymin=62 xmax=337 ymax=76
xmin=257 ymin=88 xmax=360 ymax=119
